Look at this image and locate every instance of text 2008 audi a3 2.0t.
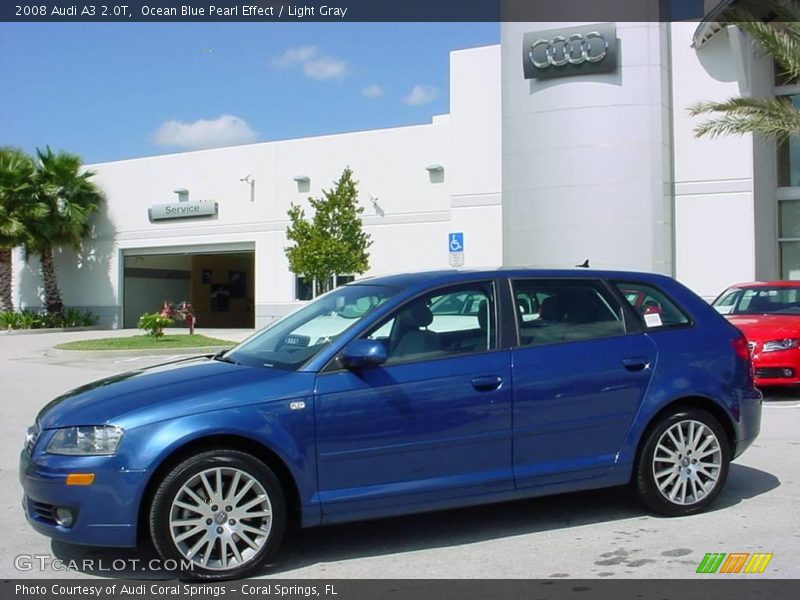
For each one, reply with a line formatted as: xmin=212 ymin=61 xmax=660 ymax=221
xmin=20 ymin=269 xmax=762 ymax=578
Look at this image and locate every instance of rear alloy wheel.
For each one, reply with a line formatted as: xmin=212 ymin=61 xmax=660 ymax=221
xmin=635 ymin=409 xmax=731 ymax=516
xmin=150 ymin=450 xmax=286 ymax=579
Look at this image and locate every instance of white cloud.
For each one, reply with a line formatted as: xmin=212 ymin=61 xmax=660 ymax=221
xmin=271 ymin=46 xmax=317 ymax=68
xmin=151 ymin=115 xmax=258 ymax=150
xmin=272 ymin=46 xmax=348 ymax=81
xmin=402 ymin=84 xmax=437 ymax=106
xmin=361 ymin=84 xmax=384 ymax=98
xmin=303 ymin=56 xmax=348 ymax=80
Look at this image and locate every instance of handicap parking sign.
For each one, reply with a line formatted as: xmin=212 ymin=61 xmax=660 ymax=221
xmin=449 ymin=232 xmax=464 ymax=253
xmin=448 ymin=232 xmax=464 ymax=266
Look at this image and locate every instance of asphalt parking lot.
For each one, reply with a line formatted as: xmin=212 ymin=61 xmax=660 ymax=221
xmin=1 ymin=330 xmax=798 ymax=580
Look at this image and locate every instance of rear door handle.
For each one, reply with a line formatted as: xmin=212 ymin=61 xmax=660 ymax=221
xmin=471 ymin=376 xmax=503 ymax=391
xmin=622 ymin=357 xmax=649 ymax=372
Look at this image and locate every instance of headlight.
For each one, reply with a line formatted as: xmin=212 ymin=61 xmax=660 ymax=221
xmin=761 ymin=338 xmax=800 ymax=353
xmin=46 ymin=426 xmax=124 ymax=456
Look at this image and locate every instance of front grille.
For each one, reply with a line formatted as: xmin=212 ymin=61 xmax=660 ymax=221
xmin=29 ymin=500 xmax=57 ymax=525
xmin=755 ymin=367 xmax=794 ymax=379
xmin=24 ymin=423 xmax=41 ymax=455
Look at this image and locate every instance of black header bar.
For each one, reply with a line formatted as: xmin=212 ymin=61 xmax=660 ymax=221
xmin=1 ymin=0 xmax=740 ymax=23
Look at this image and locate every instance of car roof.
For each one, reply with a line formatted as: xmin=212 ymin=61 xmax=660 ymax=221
xmin=726 ymin=281 xmax=800 ymax=289
xmin=350 ymin=268 xmax=674 ymax=290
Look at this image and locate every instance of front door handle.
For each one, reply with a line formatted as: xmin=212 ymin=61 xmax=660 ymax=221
xmin=472 ymin=376 xmax=503 ymax=391
xmin=622 ymin=357 xmax=649 ymax=372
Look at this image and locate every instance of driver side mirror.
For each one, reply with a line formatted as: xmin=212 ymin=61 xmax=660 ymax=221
xmin=341 ymin=339 xmax=388 ymax=369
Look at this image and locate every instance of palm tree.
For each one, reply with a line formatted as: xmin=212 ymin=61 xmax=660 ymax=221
xmin=0 ymin=148 xmax=37 ymax=312
xmin=26 ymin=147 xmax=104 ymax=314
xmin=689 ymin=1 xmax=800 ymax=140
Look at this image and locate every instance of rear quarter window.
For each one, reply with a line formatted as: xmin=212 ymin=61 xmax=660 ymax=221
xmin=614 ymin=281 xmax=691 ymax=329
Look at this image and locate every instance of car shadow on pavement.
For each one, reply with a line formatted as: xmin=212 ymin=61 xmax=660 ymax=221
xmin=714 ymin=463 xmax=781 ymax=510
xmin=761 ymin=387 xmax=800 ymax=402
xmin=49 ymin=463 xmax=779 ymax=579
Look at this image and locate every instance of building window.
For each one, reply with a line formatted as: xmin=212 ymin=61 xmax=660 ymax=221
xmin=335 ymin=274 xmax=355 ymax=286
xmin=777 ymin=96 xmax=800 ymax=187
xmin=295 ymin=276 xmax=314 ymax=301
xmin=775 ymin=59 xmax=800 ymax=87
xmin=295 ymin=274 xmax=356 ymax=300
xmin=781 ymin=241 xmax=800 ymax=279
xmin=775 ymin=73 xmax=800 ymax=277
xmin=779 ymin=200 xmax=800 ymax=238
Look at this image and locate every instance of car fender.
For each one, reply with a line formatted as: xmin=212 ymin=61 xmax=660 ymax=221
xmin=118 ymin=398 xmax=318 ymax=524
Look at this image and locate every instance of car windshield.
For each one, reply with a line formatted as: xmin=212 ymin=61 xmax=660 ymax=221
xmin=713 ymin=286 xmax=800 ymax=315
xmin=224 ymin=284 xmax=399 ymax=370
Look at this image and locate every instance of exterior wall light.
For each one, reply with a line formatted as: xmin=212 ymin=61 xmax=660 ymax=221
xmin=173 ymin=188 xmax=189 ymax=202
xmin=365 ymin=192 xmax=384 ymax=217
xmin=425 ymin=164 xmax=444 ymax=184
xmin=293 ymin=175 xmax=310 ymax=193
xmin=240 ymin=174 xmax=255 ymax=202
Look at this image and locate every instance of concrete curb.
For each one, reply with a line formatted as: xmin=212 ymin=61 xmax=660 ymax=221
xmin=45 ymin=345 xmax=234 ymax=359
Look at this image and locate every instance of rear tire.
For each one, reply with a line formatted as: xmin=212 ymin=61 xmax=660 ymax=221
xmin=149 ymin=449 xmax=286 ymax=579
xmin=634 ymin=409 xmax=731 ymax=517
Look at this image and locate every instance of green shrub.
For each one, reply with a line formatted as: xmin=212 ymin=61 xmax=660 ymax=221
xmin=0 ymin=311 xmax=21 ymax=329
xmin=79 ymin=310 xmax=99 ymax=327
xmin=40 ymin=312 xmax=63 ymax=328
xmin=18 ymin=309 xmax=43 ymax=329
xmin=138 ymin=312 xmax=173 ymax=337
xmin=0 ymin=308 xmax=99 ymax=330
xmin=61 ymin=308 xmax=98 ymax=328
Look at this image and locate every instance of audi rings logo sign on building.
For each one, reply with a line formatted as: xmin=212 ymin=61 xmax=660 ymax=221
xmin=523 ymin=23 xmax=618 ymax=80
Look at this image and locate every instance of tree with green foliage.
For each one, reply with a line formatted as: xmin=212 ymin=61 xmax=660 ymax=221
xmin=25 ymin=147 xmax=104 ymax=314
xmin=690 ymin=0 xmax=800 ymax=140
xmin=284 ymin=167 xmax=372 ymax=297
xmin=0 ymin=148 xmax=44 ymax=312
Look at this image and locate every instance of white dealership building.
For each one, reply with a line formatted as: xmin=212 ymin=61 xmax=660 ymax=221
xmin=12 ymin=20 xmax=789 ymax=328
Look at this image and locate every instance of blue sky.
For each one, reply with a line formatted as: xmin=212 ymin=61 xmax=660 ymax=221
xmin=0 ymin=22 xmax=499 ymax=164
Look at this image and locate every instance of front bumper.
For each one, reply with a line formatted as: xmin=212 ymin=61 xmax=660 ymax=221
xmin=752 ymin=349 xmax=800 ymax=387
xmin=19 ymin=448 xmax=146 ymax=548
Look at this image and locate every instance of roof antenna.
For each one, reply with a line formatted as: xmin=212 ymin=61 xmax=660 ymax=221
xmin=576 ymin=259 xmax=590 ymax=268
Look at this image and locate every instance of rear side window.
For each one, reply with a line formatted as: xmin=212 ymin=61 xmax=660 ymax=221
xmin=511 ymin=279 xmax=626 ymax=347
xmin=614 ymin=282 xmax=690 ymax=329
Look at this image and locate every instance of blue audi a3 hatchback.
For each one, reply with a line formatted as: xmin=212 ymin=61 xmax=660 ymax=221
xmin=21 ymin=269 xmax=761 ymax=578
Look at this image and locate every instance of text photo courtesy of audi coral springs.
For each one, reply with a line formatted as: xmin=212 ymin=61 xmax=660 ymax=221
xmin=19 ymin=269 xmax=762 ymax=578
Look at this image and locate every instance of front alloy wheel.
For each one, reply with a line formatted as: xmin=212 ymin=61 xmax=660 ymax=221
xmin=150 ymin=450 xmax=286 ymax=579
xmin=635 ymin=409 xmax=731 ymax=516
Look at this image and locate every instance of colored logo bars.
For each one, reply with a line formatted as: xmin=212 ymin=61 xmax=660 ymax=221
xmin=696 ymin=552 xmax=773 ymax=574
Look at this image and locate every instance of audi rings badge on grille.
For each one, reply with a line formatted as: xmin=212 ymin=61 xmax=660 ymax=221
xmin=529 ymin=33 xmax=609 ymax=68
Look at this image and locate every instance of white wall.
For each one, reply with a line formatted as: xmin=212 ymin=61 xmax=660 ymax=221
xmin=449 ymin=45 xmax=503 ymax=267
xmin=671 ymin=22 xmax=756 ymax=299
xmin=13 ymin=45 xmax=503 ymax=328
xmin=501 ymin=22 xmax=674 ymax=274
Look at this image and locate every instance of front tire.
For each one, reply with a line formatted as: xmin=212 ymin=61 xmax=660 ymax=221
xmin=149 ymin=449 xmax=286 ymax=579
xmin=634 ymin=409 xmax=731 ymax=517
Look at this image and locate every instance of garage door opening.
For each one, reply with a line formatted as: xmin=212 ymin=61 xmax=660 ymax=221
xmin=123 ymin=251 xmax=255 ymax=329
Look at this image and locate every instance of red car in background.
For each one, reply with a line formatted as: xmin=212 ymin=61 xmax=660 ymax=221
xmin=713 ymin=281 xmax=800 ymax=386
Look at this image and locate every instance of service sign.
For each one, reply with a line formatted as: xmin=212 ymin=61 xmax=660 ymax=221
xmin=523 ymin=23 xmax=618 ymax=80
xmin=149 ymin=201 xmax=218 ymax=221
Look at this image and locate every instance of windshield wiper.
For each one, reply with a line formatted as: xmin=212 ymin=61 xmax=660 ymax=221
xmin=212 ymin=350 xmax=238 ymax=365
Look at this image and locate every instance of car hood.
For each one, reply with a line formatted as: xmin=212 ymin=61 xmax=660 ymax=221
xmin=37 ymin=357 xmax=312 ymax=430
xmin=725 ymin=314 xmax=800 ymax=341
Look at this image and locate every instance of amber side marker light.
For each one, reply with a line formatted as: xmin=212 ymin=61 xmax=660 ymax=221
xmin=65 ymin=473 xmax=95 ymax=486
